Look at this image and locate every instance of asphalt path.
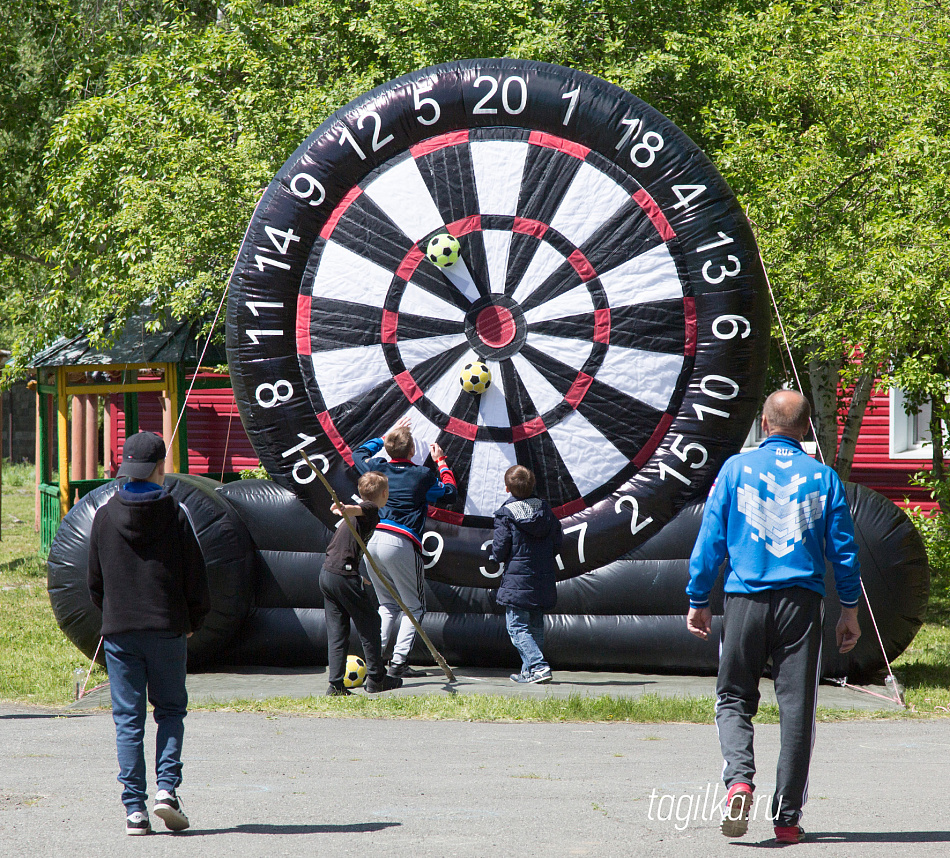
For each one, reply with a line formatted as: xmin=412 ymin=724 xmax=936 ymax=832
xmin=2 ymin=701 xmax=948 ymax=857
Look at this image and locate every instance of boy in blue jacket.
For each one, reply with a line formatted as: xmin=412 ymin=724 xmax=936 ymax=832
xmin=352 ymin=416 xmax=457 ymax=677
xmin=492 ymin=465 xmax=563 ymax=684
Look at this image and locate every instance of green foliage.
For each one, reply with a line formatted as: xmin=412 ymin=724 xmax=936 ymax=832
xmin=1 ymin=461 xmax=34 ymax=488
xmin=907 ymin=508 xmax=950 ymax=602
xmin=239 ymin=462 xmax=272 ymax=479
xmin=700 ymin=1 xmax=950 ymax=402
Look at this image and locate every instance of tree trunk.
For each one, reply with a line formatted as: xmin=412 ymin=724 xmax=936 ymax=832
xmin=930 ymin=396 xmax=946 ymax=515
xmin=835 ymin=371 xmax=874 ymax=480
xmin=809 ymin=356 xmax=841 ymax=467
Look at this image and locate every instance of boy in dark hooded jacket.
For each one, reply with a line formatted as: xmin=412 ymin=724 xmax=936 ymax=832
xmin=88 ymin=432 xmax=210 ymax=836
xmin=492 ymin=465 xmax=563 ymax=684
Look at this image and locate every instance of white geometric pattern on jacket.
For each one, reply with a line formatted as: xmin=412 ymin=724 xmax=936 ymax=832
xmin=736 ymin=469 xmax=827 ymax=558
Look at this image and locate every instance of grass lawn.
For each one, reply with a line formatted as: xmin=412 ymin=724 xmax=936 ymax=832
xmin=1 ymin=459 xmax=947 ymax=720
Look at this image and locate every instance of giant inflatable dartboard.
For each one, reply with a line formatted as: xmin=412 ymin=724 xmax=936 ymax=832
xmin=226 ymin=59 xmax=770 ymax=587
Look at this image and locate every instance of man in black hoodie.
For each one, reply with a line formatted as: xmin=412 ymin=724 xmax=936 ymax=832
xmin=88 ymin=432 xmax=210 ymax=836
xmin=492 ymin=465 xmax=563 ymax=684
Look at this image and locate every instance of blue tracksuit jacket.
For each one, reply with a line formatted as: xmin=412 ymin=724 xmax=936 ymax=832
xmin=686 ymin=434 xmax=861 ymax=609
xmin=352 ymin=437 xmax=457 ymax=547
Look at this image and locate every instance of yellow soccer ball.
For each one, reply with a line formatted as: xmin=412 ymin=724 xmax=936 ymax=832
xmin=343 ymin=655 xmax=367 ymax=688
xmin=460 ymin=361 xmax=492 ymax=395
xmin=426 ymin=232 xmax=461 ymax=268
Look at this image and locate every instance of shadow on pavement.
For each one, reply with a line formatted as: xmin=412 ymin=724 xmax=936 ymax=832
xmin=180 ymin=822 xmax=401 ymax=836
xmin=0 ymin=712 xmax=97 ymax=720
xmin=735 ymin=831 xmax=950 ymax=847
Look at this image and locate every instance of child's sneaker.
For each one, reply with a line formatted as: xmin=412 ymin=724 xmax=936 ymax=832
xmin=126 ymin=810 xmax=152 ymax=835
xmin=366 ymin=674 xmax=403 ymax=693
xmin=530 ymin=668 xmax=553 ymax=683
xmin=153 ymin=789 xmax=190 ymax=831
xmin=774 ymin=825 xmax=805 ymax=844
xmin=509 ymin=672 xmax=534 ymax=683
xmin=721 ymin=782 xmax=754 ymax=838
xmin=325 ymin=684 xmax=352 ymax=696
xmin=387 ymin=661 xmax=426 ymax=678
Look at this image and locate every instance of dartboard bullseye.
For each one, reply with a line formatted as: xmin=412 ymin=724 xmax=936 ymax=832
xmin=226 ymin=59 xmax=770 ymax=587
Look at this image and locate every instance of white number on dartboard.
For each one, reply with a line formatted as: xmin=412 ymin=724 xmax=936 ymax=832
xmin=698 ymin=231 xmax=741 ymax=285
xmin=263 ymin=226 xmax=300 ymax=255
xmin=357 ymin=110 xmax=394 ymax=152
xmin=289 ymin=172 xmax=326 ymax=207
xmin=472 ymin=75 xmax=528 ymax=115
xmin=281 ymin=432 xmax=329 ymax=485
xmin=339 ymin=126 xmax=366 ymax=160
xmin=660 ymin=435 xmax=710 ymax=485
xmin=421 ymin=531 xmax=444 ymax=570
xmin=561 ymin=87 xmax=580 ymax=125
xmin=615 ymin=117 xmax=665 ymax=168
xmin=712 ymin=314 xmax=751 ymax=340
xmin=413 ymin=83 xmax=441 ymax=125
xmin=255 ymin=380 xmax=293 ymax=409
xmin=614 ymin=495 xmax=654 ymax=536
xmin=691 ymin=373 xmax=740 ymax=421
xmin=555 ymin=522 xmax=588 ymax=571
xmin=479 ymin=540 xmax=504 ymax=579
xmin=671 ymin=184 xmax=705 ymax=211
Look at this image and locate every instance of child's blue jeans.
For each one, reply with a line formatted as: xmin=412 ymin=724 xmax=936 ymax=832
xmin=505 ymin=607 xmax=549 ymax=676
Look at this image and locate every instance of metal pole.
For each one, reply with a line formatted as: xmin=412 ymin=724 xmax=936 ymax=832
xmin=298 ymin=451 xmax=456 ymax=683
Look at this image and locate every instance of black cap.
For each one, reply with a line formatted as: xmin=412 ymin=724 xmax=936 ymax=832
xmin=117 ymin=432 xmax=166 ymax=480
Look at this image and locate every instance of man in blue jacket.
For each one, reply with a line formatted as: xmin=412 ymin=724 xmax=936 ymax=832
xmin=686 ymin=390 xmax=861 ymax=844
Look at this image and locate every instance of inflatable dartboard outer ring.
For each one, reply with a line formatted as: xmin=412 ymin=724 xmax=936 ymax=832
xmin=226 ymin=58 xmax=770 ymax=588
xmin=46 ymin=475 xmax=254 ymax=668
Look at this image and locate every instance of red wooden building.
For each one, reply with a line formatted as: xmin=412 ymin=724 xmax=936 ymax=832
xmin=108 ymin=377 xmax=257 ymax=479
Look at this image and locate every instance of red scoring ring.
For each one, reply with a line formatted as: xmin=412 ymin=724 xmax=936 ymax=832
xmin=475 ymin=305 xmax=516 ymax=348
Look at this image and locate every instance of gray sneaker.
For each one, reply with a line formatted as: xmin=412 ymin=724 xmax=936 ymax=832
xmin=153 ymin=789 xmax=190 ymax=831
xmin=530 ymin=668 xmax=553 ymax=684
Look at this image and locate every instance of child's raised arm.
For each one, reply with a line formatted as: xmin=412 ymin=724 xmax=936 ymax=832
xmin=331 ymin=502 xmax=364 ymax=518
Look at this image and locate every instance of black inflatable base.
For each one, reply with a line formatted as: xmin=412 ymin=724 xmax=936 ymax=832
xmin=48 ymin=478 xmax=929 ymax=681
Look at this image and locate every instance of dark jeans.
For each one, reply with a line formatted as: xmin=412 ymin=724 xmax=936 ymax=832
xmin=505 ymin=607 xmax=549 ymax=675
xmin=319 ymin=569 xmax=384 ymax=685
xmin=103 ymin=630 xmax=188 ymax=813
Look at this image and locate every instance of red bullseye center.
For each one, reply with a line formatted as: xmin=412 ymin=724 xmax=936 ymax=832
xmin=475 ymin=305 xmax=516 ymax=348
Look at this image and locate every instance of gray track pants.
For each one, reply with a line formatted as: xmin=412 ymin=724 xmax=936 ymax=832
xmin=366 ymin=531 xmax=425 ymax=666
xmin=716 ymin=587 xmax=823 ymax=826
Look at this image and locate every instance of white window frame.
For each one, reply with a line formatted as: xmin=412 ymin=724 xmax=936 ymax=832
xmin=889 ymin=388 xmax=938 ymax=460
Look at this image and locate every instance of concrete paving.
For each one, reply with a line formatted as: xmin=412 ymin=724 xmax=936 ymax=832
xmin=1 ymin=699 xmax=947 ymax=857
xmin=70 ymin=666 xmax=904 ymax=712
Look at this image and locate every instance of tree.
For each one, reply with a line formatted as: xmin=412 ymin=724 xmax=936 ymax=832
xmin=693 ymin=0 xmax=950 ymax=484
xmin=0 ymin=0 xmax=220 ymax=363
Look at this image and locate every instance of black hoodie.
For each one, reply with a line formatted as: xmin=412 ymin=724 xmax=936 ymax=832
xmin=88 ymin=484 xmax=210 ymax=636
xmin=492 ymin=495 xmax=563 ymax=611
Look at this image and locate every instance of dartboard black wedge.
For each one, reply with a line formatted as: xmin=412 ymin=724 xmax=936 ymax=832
xmin=226 ymin=59 xmax=770 ymax=588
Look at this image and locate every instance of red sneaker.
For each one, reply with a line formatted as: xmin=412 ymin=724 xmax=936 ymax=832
xmin=720 ymin=782 xmax=754 ymax=838
xmin=774 ymin=825 xmax=805 ymax=843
